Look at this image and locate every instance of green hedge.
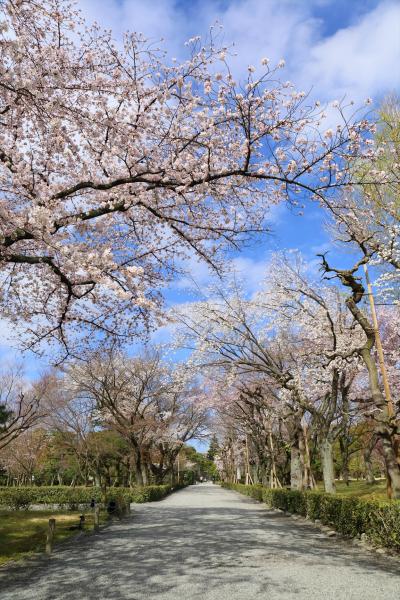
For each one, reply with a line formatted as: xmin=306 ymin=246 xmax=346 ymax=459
xmin=0 ymin=484 xmax=186 ymax=510
xmin=110 ymin=484 xmax=186 ymax=504
xmin=220 ymin=483 xmax=400 ymax=552
xmin=0 ymin=486 xmax=103 ymax=510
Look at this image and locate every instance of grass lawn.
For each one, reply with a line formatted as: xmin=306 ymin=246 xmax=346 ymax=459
xmin=0 ymin=509 xmax=108 ymax=565
xmin=317 ymin=479 xmax=389 ymax=501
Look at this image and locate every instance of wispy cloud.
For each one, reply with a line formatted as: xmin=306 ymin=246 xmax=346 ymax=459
xmin=80 ymin=0 xmax=400 ymax=103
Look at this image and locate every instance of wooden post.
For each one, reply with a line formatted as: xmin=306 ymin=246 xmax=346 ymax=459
xmin=363 ymin=264 xmax=396 ymax=499
xmin=94 ymin=505 xmax=100 ymax=531
xmin=45 ymin=518 xmax=56 ymax=555
xmin=363 ymin=264 xmax=394 ymax=416
xmin=245 ymin=435 xmax=249 ymax=485
xmin=245 ymin=435 xmax=253 ymax=485
xmin=269 ymin=432 xmax=282 ymax=489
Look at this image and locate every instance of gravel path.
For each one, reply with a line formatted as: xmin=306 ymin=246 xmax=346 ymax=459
xmin=1 ymin=483 xmax=399 ymax=600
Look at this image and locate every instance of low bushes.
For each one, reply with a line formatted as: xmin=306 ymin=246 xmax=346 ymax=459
xmin=110 ymin=483 xmax=186 ymax=504
xmin=220 ymin=483 xmax=400 ymax=552
xmin=0 ymin=486 xmax=103 ymax=510
xmin=220 ymin=482 xmax=264 ymax=502
xmin=0 ymin=483 xmax=186 ymax=510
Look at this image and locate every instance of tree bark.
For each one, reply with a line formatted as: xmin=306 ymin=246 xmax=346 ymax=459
xmin=290 ymin=445 xmax=303 ymax=490
xmin=134 ymin=452 xmax=144 ymax=486
xmin=300 ymin=424 xmax=315 ymax=489
xmin=288 ymin=414 xmax=305 ymax=490
xmin=361 ymin=347 xmax=400 ymax=498
xmin=319 ymin=256 xmax=400 ymax=498
xmin=364 ymin=447 xmax=375 ymax=484
xmin=320 ymin=438 xmax=336 ymax=493
xmin=339 ymin=438 xmax=350 ymax=485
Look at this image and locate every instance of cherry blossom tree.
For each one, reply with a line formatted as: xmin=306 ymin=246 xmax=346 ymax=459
xmin=1 ymin=426 xmax=48 ymax=485
xmin=68 ymin=348 xmax=209 ymax=485
xmin=0 ymin=0 xmax=378 ymax=358
xmin=176 ymin=252 xmax=367 ymax=492
xmin=320 ymin=96 xmax=400 ymax=298
xmin=0 ymin=366 xmax=46 ymax=450
xmin=319 ymin=254 xmax=400 ymax=498
xmin=41 ymin=373 xmax=103 ymax=485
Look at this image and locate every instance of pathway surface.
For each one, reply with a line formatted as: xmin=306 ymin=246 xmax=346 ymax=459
xmin=1 ymin=483 xmax=399 ymax=600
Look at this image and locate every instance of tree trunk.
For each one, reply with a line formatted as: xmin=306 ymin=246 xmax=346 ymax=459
xmin=320 ymin=438 xmax=336 ymax=493
xmin=301 ymin=424 xmax=315 ymax=489
xmin=364 ymin=448 xmax=375 ymax=484
xmin=339 ymin=438 xmax=350 ymax=486
xmin=134 ymin=452 xmax=144 ymax=486
xmin=141 ymin=463 xmax=149 ymax=486
xmin=376 ymin=424 xmax=400 ymax=498
xmin=342 ymin=294 xmax=400 ymax=499
xmin=360 ymin=347 xmax=400 ymax=498
xmin=290 ymin=445 xmax=303 ymax=490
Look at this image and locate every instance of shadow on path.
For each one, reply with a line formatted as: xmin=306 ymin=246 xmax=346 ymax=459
xmin=1 ymin=484 xmax=399 ymax=600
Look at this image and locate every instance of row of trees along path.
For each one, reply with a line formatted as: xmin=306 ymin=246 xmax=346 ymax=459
xmin=0 ymin=1 xmax=399 ymax=498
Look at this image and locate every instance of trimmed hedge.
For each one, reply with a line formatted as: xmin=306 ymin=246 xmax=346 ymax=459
xmin=220 ymin=483 xmax=400 ymax=552
xmin=0 ymin=486 xmax=103 ymax=510
xmin=109 ymin=484 xmax=186 ymax=504
xmin=0 ymin=483 xmax=186 ymax=510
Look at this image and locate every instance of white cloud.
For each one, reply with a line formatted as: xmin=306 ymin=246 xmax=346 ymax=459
xmin=79 ymin=0 xmax=399 ymax=103
xmin=298 ymin=1 xmax=400 ymax=103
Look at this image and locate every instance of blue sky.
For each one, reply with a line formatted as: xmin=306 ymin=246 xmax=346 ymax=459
xmin=1 ymin=0 xmax=399 ymax=378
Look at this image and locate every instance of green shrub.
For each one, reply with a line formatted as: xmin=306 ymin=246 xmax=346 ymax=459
xmin=220 ymin=482 xmax=264 ymax=501
xmin=221 ymin=483 xmax=400 ymax=552
xmin=0 ymin=483 xmax=186 ymax=510
xmin=0 ymin=488 xmax=34 ymax=510
xmin=0 ymin=487 xmax=103 ymax=510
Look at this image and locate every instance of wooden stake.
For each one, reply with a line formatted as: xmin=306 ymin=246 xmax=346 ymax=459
xmin=269 ymin=432 xmax=282 ymax=489
xmin=45 ymin=518 xmax=56 ymax=555
xmin=363 ymin=264 xmax=394 ymax=416
xmin=94 ymin=505 xmax=100 ymax=531
xmin=245 ymin=435 xmax=252 ymax=485
xmin=363 ymin=264 xmax=395 ymax=498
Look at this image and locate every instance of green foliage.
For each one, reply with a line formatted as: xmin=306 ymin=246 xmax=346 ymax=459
xmin=0 ymin=483 xmax=187 ymax=510
xmin=183 ymin=470 xmax=196 ymax=485
xmin=207 ymin=435 xmax=219 ymax=462
xmin=221 ymin=483 xmax=400 ymax=552
xmin=184 ymin=445 xmax=219 ymax=479
xmin=220 ymin=482 xmax=263 ymax=501
xmin=0 ymin=509 xmax=108 ymax=565
xmin=0 ymin=486 xmax=103 ymax=510
xmin=0 ymin=403 xmax=12 ymax=427
xmin=316 ymin=479 xmax=388 ymax=501
xmin=115 ymin=484 xmax=185 ymax=504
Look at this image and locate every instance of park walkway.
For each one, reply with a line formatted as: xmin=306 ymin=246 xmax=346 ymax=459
xmin=1 ymin=483 xmax=399 ymax=600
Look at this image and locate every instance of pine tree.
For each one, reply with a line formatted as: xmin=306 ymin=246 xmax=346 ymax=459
xmin=207 ymin=435 xmax=219 ymax=462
